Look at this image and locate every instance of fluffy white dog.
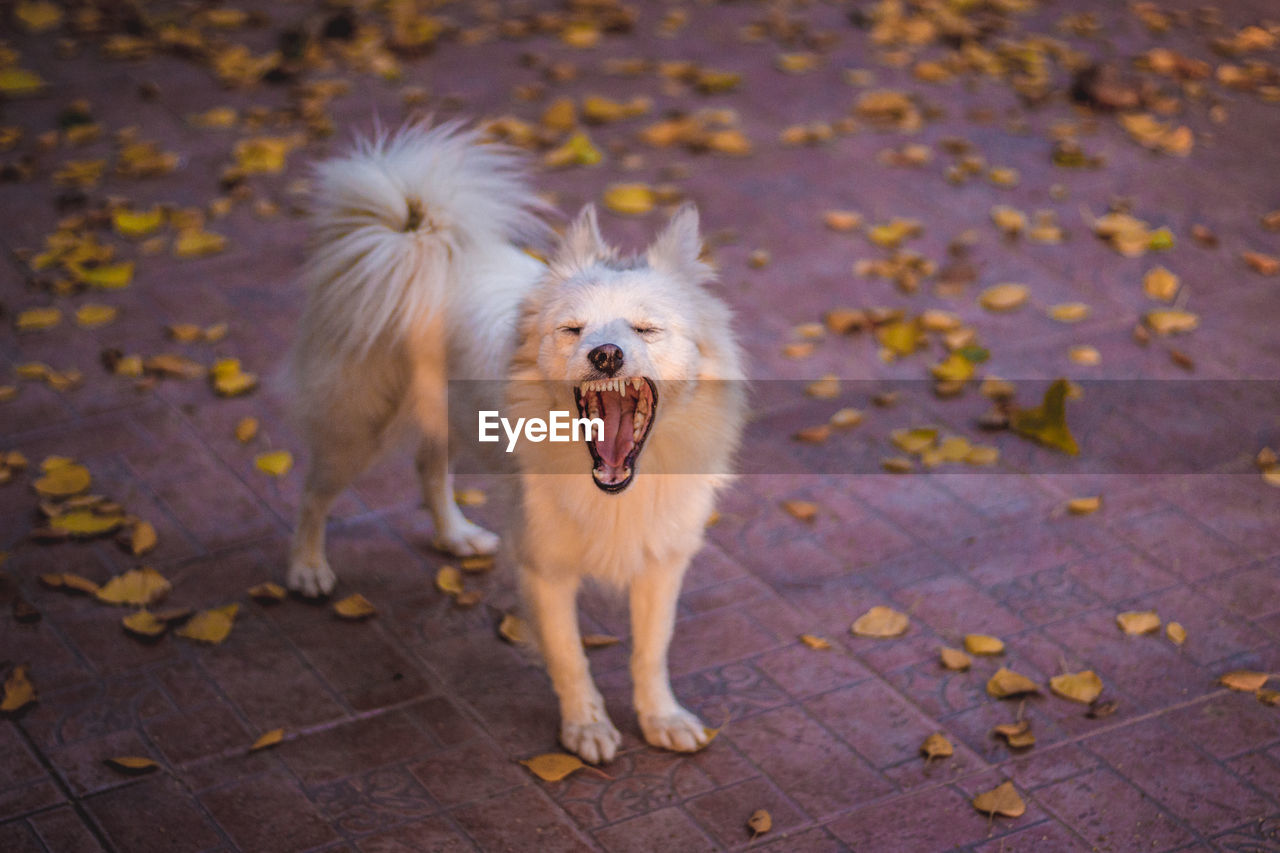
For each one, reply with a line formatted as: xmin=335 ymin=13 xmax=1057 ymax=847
xmin=287 ymin=123 xmax=746 ymax=763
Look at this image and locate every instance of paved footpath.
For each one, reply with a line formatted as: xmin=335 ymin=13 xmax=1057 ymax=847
xmin=1 ymin=0 xmax=1279 ymax=850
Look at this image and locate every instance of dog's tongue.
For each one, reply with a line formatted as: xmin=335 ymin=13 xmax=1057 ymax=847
xmin=597 ymin=391 xmax=635 ymax=468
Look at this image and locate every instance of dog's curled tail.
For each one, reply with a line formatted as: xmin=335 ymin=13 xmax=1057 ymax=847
xmin=297 ymin=121 xmax=548 ymax=361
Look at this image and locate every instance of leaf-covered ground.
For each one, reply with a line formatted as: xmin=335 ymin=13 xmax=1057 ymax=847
xmin=2 ymin=1 xmax=1280 ymax=851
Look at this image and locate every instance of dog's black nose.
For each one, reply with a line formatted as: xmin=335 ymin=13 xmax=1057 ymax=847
xmin=588 ymin=343 xmax=624 ymax=376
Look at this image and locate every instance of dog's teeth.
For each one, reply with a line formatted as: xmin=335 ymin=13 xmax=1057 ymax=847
xmin=632 ymin=378 xmax=642 ymax=391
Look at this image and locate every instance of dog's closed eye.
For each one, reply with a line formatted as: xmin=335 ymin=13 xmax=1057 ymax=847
xmin=633 ymin=325 xmax=662 ymax=338
xmin=558 ymin=325 xmax=583 ymax=336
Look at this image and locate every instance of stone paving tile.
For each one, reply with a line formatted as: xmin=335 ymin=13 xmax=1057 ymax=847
xmin=3 ymin=0 xmax=1280 ymax=850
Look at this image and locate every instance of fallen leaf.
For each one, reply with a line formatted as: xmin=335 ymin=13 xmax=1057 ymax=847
xmin=112 ymin=207 xmax=165 ymax=239
xmin=799 ymin=633 xmax=832 ymax=650
xmin=210 ymin=358 xmax=258 ymax=397
xmin=1050 ymin=670 xmax=1104 ymax=704
xmin=1243 ymin=251 xmax=1280 ymax=276
xmin=964 ymin=635 xmax=1005 ymax=655
xmin=75 ymin=261 xmax=134 ymax=290
xmin=15 ymin=1 xmax=64 ymax=31
xmin=972 ymin=781 xmax=1026 ymax=818
xmin=33 ymin=460 xmax=91 ymax=498
xmin=254 ymin=450 xmax=293 ymax=477
xmin=333 ymin=594 xmax=376 ymax=620
xmin=979 ymin=283 xmax=1029 ymax=312
xmin=1069 ymin=345 xmax=1101 ymax=366
xmin=1145 ymin=309 xmax=1199 ymax=335
xmin=74 ymin=304 xmax=118 ymax=328
xmin=1049 ymin=303 xmax=1091 ymax=322
xmin=920 ymin=732 xmax=954 ymax=759
xmin=940 ymin=647 xmax=972 ymax=671
xmin=1258 ymin=690 xmax=1280 ymax=707
xmin=173 ymin=229 xmax=227 ymax=259
xmin=104 ymin=756 xmax=158 ymax=774
xmin=1010 ymin=378 xmax=1079 ymax=456
xmin=1166 ymin=622 xmax=1187 ymax=646
xmin=1220 ymin=671 xmax=1269 ymax=692
xmin=459 ymin=554 xmax=495 ymax=572
xmin=1143 ymin=267 xmax=1180 ymax=302
xmin=747 ymin=809 xmax=772 ymax=837
xmin=793 ymin=425 xmax=830 ymax=444
xmin=987 ymin=668 xmax=1039 ymax=698
xmin=121 ymin=610 xmax=167 ymax=639
xmin=823 ymin=210 xmax=863 ymax=232
xmin=176 ymin=604 xmax=238 ymax=644
xmin=42 ymin=573 xmax=99 ymax=594
xmin=95 ymin=567 xmax=171 ymax=606
xmin=851 ymin=606 xmax=909 ymax=638
xmin=436 ymin=566 xmax=464 ymax=596
xmin=1 ymin=665 xmax=36 ymax=713
xmin=49 ymin=509 xmax=126 ymax=538
xmin=499 ymin=612 xmax=530 ymax=645
xmin=781 ymin=500 xmax=818 ymax=523
xmin=250 ymin=728 xmax=284 ymax=752
xmin=0 ymin=67 xmax=47 ymax=96
xmin=602 ymin=183 xmax=655 ymax=215
xmin=993 ymin=720 xmax=1036 ymax=749
xmin=248 ymin=582 xmax=287 ymax=602
xmin=1067 ymin=496 xmax=1101 ymax=515
xmin=454 ymin=488 xmax=486 ymax=507
xmin=234 ymin=417 xmax=259 ymax=444
xmin=1116 ymin=610 xmax=1161 ymax=635
xmin=582 ymin=633 xmax=620 ymax=648
xmin=521 ymin=753 xmax=586 ymax=782
xmin=118 ymin=520 xmax=157 ymax=556
xmin=805 ymin=375 xmax=840 ymax=399
xmin=16 ymin=307 xmax=61 ymax=332
xmin=829 ymin=408 xmax=863 ymax=429
xmin=1086 ymin=698 xmax=1119 ymax=719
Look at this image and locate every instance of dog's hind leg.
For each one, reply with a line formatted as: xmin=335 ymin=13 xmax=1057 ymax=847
xmin=630 ymin=557 xmax=710 ymax=752
xmin=415 ymin=438 xmax=499 ymax=557
xmin=522 ymin=568 xmax=621 ymax=764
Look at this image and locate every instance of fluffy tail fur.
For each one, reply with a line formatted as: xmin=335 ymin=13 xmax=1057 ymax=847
xmin=295 ymin=121 xmax=548 ymax=365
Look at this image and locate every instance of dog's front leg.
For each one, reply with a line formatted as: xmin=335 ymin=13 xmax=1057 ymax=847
xmin=522 ymin=568 xmax=621 ymax=764
xmin=630 ymin=558 xmax=710 ymax=752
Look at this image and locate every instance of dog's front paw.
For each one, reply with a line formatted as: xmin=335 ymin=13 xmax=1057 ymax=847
xmin=287 ymin=558 xmax=336 ymax=598
xmin=560 ymin=718 xmax=622 ymax=764
xmin=640 ymin=707 xmax=710 ymax=753
xmin=432 ymin=519 xmax=500 ymax=557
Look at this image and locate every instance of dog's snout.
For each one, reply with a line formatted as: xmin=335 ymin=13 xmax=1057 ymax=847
xmin=588 ymin=343 xmax=624 ymax=376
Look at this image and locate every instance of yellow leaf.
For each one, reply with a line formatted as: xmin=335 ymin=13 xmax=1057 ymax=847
xmin=50 ymin=509 xmax=126 ymax=537
xmin=210 ymin=359 xmax=258 ymax=397
xmin=254 ymin=450 xmax=293 ymax=477
xmin=112 ymin=207 xmax=166 ymax=239
xmin=1258 ymin=689 xmax=1280 ymax=707
xmin=0 ymin=68 xmax=47 ymax=96
xmin=805 ymin=375 xmax=840 ymax=399
xmin=454 ymin=488 xmax=486 ymax=507
xmin=540 ymin=97 xmax=577 ymax=131
xmin=940 ymin=647 xmax=972 ymax=671
xmin=776 ymin=52 xmax=819 ymax=73
xmin=972 ymin=781 xmax=1026 ymax=818
xmin=829 ymin=408 xmax=863 ymax=429
xmin=986 ymin=668 xmax=1039 ymax=698
xmin=499 ymin=612 xmax=530 ymax=645
xmin=95 ymin=567 xmax=171 ymax=606
xmin=1166 ymin=622 xmax=1187 ymax=646
xmin=176 ymin=604 xmax=239 ymax=644
xmin=435 ymin=566 xmax=464 ymax=596
xmin=931 ymin=353 xmax=975 ymax=383
xmin=781 ymin=500 xmax=818 ymax=523
xmin=1050 ymin=670 xmax=1104 ymax=703
xmin=851 ymin=606 xmax=909 ymax=638
xmin=1143 ymin=267 xmax=1180 ymax=302
xmin=747 ymin=808 xmax=772 ymax=837
xmin=234 ymin=137 xmax=294 ymax=174
xmin=1049 ymin=303 xmax=1091 ymax=322
xmin=602 ymin=183 xmax=656 ymax=216
xmin=1116 ymin=610 xmax=1161 ymax=635
xmin=1067 ymin=496 xmax=1101 ymax=515
xmin=1 ymin=665 xmax=36 ymax=713
xmin=979 ymin=283 xmax=1029 ymax=312
xmin=122 ymin=610 xmax=168 ymax=639
xmin=877 ymin=320 xmax=925 ymax=357
xmin=520 ymin=752 xmax=586 ymax=782
xmin=1145 ymin=309 xmax=1199 ymax=335
xmin=15 ymin=1 xmax=64 ymax=32
xmin=1220 ymin=670 xmax=1269 ymax=692
xmin=248 ymin=581 xmax=287 ymax=602
xmin=560 ymin=22 xmax=600 ymax=48
xmin=333 ymin=594 xmax=377 ymax=620
xmin=823 ymin=210 xmax=863 ymax=232
xmin=42 ymin=572 xmax=99 ymax=594
xmin=16 ymin=307 xmax=61 ymax=332
xmin=75 ymin=261 xmax=135 ymax=290
xmin=122 ymin=520 xmax=158 ymax=556
xmin=459 ymin=554 xmax=495 ymax=573
xmin=543 ymin=132 xmax=602 ymax=168
xmin=74 ymin=304 xmax=118 ymax=327
xmin=190 ymin=107 xmax=239 ymax=129
xmin=799 ymin=633 xmax=832 ymax=650
xmin=966 ymin=445 xmax=1000 ymax=466
xmin=920 ymin=732 xmax=954 ymax=759
xmin=993 ymin=720 xmax=1036 ymax=749
xmin=234 ymin=417 xmax=259 ymax=443
xmin=963 ymin=634 xmax=1005 ymax=655
xmin=891 ymin=427 xmax=937 ymax=455
xmin=250 ymin=728 xmax=284 ymax=752
xmin=173 ymin=229 xmax=227 ymax=259
xmin=793 ymin=425 xmax=830 ymax=444
xmin=104 ymin=756 xmax=158 ymax=773
xmin=1010 ymin=378 xmax=1079 ymax=456
xmin=1069 ymin=345 xmax=1101 ymax=366
xmin=33 ymin=462 xmax=91 ymax=498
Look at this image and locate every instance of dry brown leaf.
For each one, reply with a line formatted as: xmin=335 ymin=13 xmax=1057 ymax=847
xmin=940 ymin=647 xmax=972 ymax=671
xmin=987 ymin=668 xmax=1039 ymax=699
xmin=1117 ymin=610 xmax=1161 ymax=635
xmin=333 ymin=594 xmax=376 ymax=620
xmin=582 ymin=633 xmax=620 ymax=649
xmin=499 ymin=612 xmax=530 ymax=645
xmin=1258 ymin=689 xmax=1280 ymax=707
xmin=979 ymin=283 xmax=1030 ymax=312
xmin=1243 ymin=251 xmax=1280 ymax=276
xmin=781 ymin=500 xmax=818 ymax=523
xmin=95 ymin=567 xmax=171 ymax=607
xmin=119 ymin=520 xmax=157 ymax=556
xmin=829 ymin=408 xmax=863 ymax=429
xmin=176 ymin=604 xmax=238 ymax=644
xmin=250 ymin=728 xmax=284 ymax=752
xmin=1145 ymin=309 xmax=1199 ymax=335
xmin=1166 ymin=622 xmax=1187 ymax=646
xmin=104 ymin=756 xmax=158 ymax=774
xmin=799 ymin=633 xmax=832 ymax=650
xmin=823 ymin=210 xmax=863 ymax=232
xmin=1143 ymin=267 xmax=1180 ymax=302
xmin=436 ymin=566 xmax=464 ymax=596
xmin=1050 ymin=670 xmax=1104 ymax=704
xmin=964 ymin=634 xmax=1005 ymax=655
xmin=972 ymin=781 xmax=1026 ymax=818
xmin=1049 ymin=303 xmax=1091 ymax=323
xmin=2 ymin=665 xmax=36 ymax=713
xmin=234 ymin=417 xmax=259 ymax=444
xmin=993 ymin=720 xmax=1036 ymax=749
xmin=747 ymin=808 xmax=772 ymax=837
xmin=793 ymin=425 xmax=830 ymax=444
xmin=805 ymin=375 xmax=840 ymax=399
xmin=920 ymin=732 xmax=954 ymax=759
xmin=459 ymin=554 xmax=495 ymax=573
xmin=248 ymin=582 xmax=287 ymax=602
xmin=851 ymin=606 xmax=909 ymax=638
xmin=521 ymin=753 xmax=586 ymax=782
xmin=1067 ymin=496 xmax=1101 ymax=515
xmin=1220 ymin=670 xmax=1270 ymax=692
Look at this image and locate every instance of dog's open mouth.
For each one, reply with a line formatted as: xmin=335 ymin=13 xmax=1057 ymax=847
xmin=573 ymin=378 xmax=658 ymax=493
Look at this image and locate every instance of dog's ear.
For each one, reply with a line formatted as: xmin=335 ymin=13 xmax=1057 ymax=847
xmin=552 ymin=204 xmax=609 ymax=273
xmin=647 ymin=204 xmax=713 ymax=286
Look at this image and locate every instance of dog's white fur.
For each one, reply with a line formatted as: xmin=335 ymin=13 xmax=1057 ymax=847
xmin=288 ymin=122 xmax=746 ymax=763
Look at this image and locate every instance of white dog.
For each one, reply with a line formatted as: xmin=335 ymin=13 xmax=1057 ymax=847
xmin=287 ymin=123 xmax=746 ymax=763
